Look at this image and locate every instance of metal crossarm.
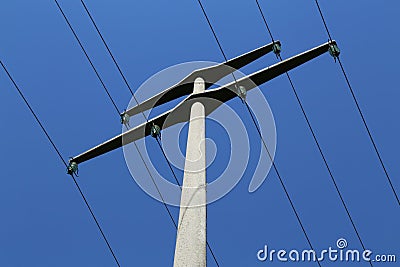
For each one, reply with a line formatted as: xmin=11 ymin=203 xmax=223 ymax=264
xmin=70 ymin=40 xmax=337 ymax=166
xmin=124 ymin=41 xmax=280 ymax=117
xmin=191 ymin=41 xmax=337 ymax=107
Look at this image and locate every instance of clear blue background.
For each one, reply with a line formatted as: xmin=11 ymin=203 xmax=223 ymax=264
xmin=0 ymin=0 xmax=399 ymax=266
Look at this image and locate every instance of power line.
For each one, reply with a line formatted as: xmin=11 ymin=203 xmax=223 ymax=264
xmin=314 ymin=0 xmax=333 ymax=42
xmin=154 ymin=135 xmax=221 ymax=266
xmin=154 ymin=132 xmax=221 ymax=266
xmin=66 ymin=1 xmax=221 ymax=264
xmin=137 ymin=131 xmax=222 ymax=266
xmin=244 ymin=102 xmax=322 ymax=267
xmin=129 ymin=142 xmax=219 ymax=267
xmin=313 ymin=0 xmax=399 ymax=206
xmin=0 ymin=60 xmax=121 ymax=267
xmin=79 ymin=0 xmax=145 ymax=117
xmin=255 ymin=2 xmax=374 ymax=266
xmin=196 ymin=0 xmax=239 ymax=90
xmin=80 ymin=0 xmax=135 ymax=97
xmin=281 ymin=67 xmax=373 ymax=267
xmin=196 ymin=0 xmax=228 ymax=61
xmin=69 ymin=174 xmax=121 ymax=267
xmin=1 ymin=61 xmax=67 ymax=167
xmin=57 ymin=0 xmax=177 ymax=236
xmin=79 ymin=0 xmax=149 ymax=124
xmin=54 ymin=0 xmax=120 ymax=115
xmin=255 ymin=0 xmax=275 ymax=42
xmin=131 ymin=138 xmax=178 ymax=228
xmin=156 ymin=137 xmax=182 ymax=187
xmin=79 ymin=0 xmax=221 ymax=263
xmin=196 ymin=1 xmax=321 ymax=266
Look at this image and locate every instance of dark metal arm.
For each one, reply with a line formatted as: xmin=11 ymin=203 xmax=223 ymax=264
xmin=70 ymin=40 xmax=336 ymax=165
xmin=125 ymin=41 xmax=280 ymax=117
xmin=191 ymin=40 xmax=337 ymax=109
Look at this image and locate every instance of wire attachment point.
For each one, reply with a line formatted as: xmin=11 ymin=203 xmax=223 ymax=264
xmin=67 ymin=160 xmax=79 ymax=176
xmin=150 ymin=124 xmax=161 ymax=138
xmin=236 ymin=85 xmax=247 ymax=101
xmin=120 ymin=111 xmax=130 ymax=127
xmin=329 ymin=42 xmax=340 ymax=61
xmin=273 ymin=42 xmax=282 ymax=57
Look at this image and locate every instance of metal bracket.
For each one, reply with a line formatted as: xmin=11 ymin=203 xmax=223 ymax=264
xmin=273 ymin=42 xmax=282 ymax=57
xmin=67 ymin=160 xmax=78 ymax=175
xmin=120 ymin=111 xmax=130 ymax=127
xmin=69 ymin=41 xmax=337 ymax=165
xmin=329 ymin=42 xmax=340 ymax=60
xmin=237 ymin=85 xmax=247 ymax=101
xmin=151 ymin=124 xmax=161 ymax=138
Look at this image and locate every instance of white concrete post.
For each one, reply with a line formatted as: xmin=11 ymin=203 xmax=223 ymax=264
xmin=173 ymin=77 xmax=207 ymax=267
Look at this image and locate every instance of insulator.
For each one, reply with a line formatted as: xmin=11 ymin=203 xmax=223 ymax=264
xmin=329 ymin=43 xmax=340 ymax=58
xmin=238 ymin=85 xmax=247 ymax=100
xmin=150 ymin=124 xmax=161 ymax=138
xmin=273 ymin=42 xmax=281 ymax=56
xmin=120 ymin=112 xmax=130 ymax=126
xmin=67 ymin=161 xmax=78 ymax=175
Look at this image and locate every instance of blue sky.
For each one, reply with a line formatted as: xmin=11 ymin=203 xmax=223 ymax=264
xmin=0 ymin=0 xmax=399 ymax=266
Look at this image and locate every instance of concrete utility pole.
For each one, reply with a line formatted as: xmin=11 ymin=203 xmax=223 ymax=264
xmin=67 ymin=40 xmax=339 ymax=266
xmin=173 ymin=77 xmax=207 ymax=266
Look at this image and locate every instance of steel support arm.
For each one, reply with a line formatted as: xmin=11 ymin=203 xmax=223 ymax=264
xmin=190 ymin=40 xmax=338 ymax=110
xmin=124 ymin=41 xmax=280 ymax=117
xmin=70 ymin=41 xmax=336 ymax=166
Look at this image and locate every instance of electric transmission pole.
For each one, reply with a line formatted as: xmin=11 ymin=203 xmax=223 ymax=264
xmin=173 ymin=77 xmax=207 ymax=266
xmin=67 ymin=40 xmax=340 ymax=266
